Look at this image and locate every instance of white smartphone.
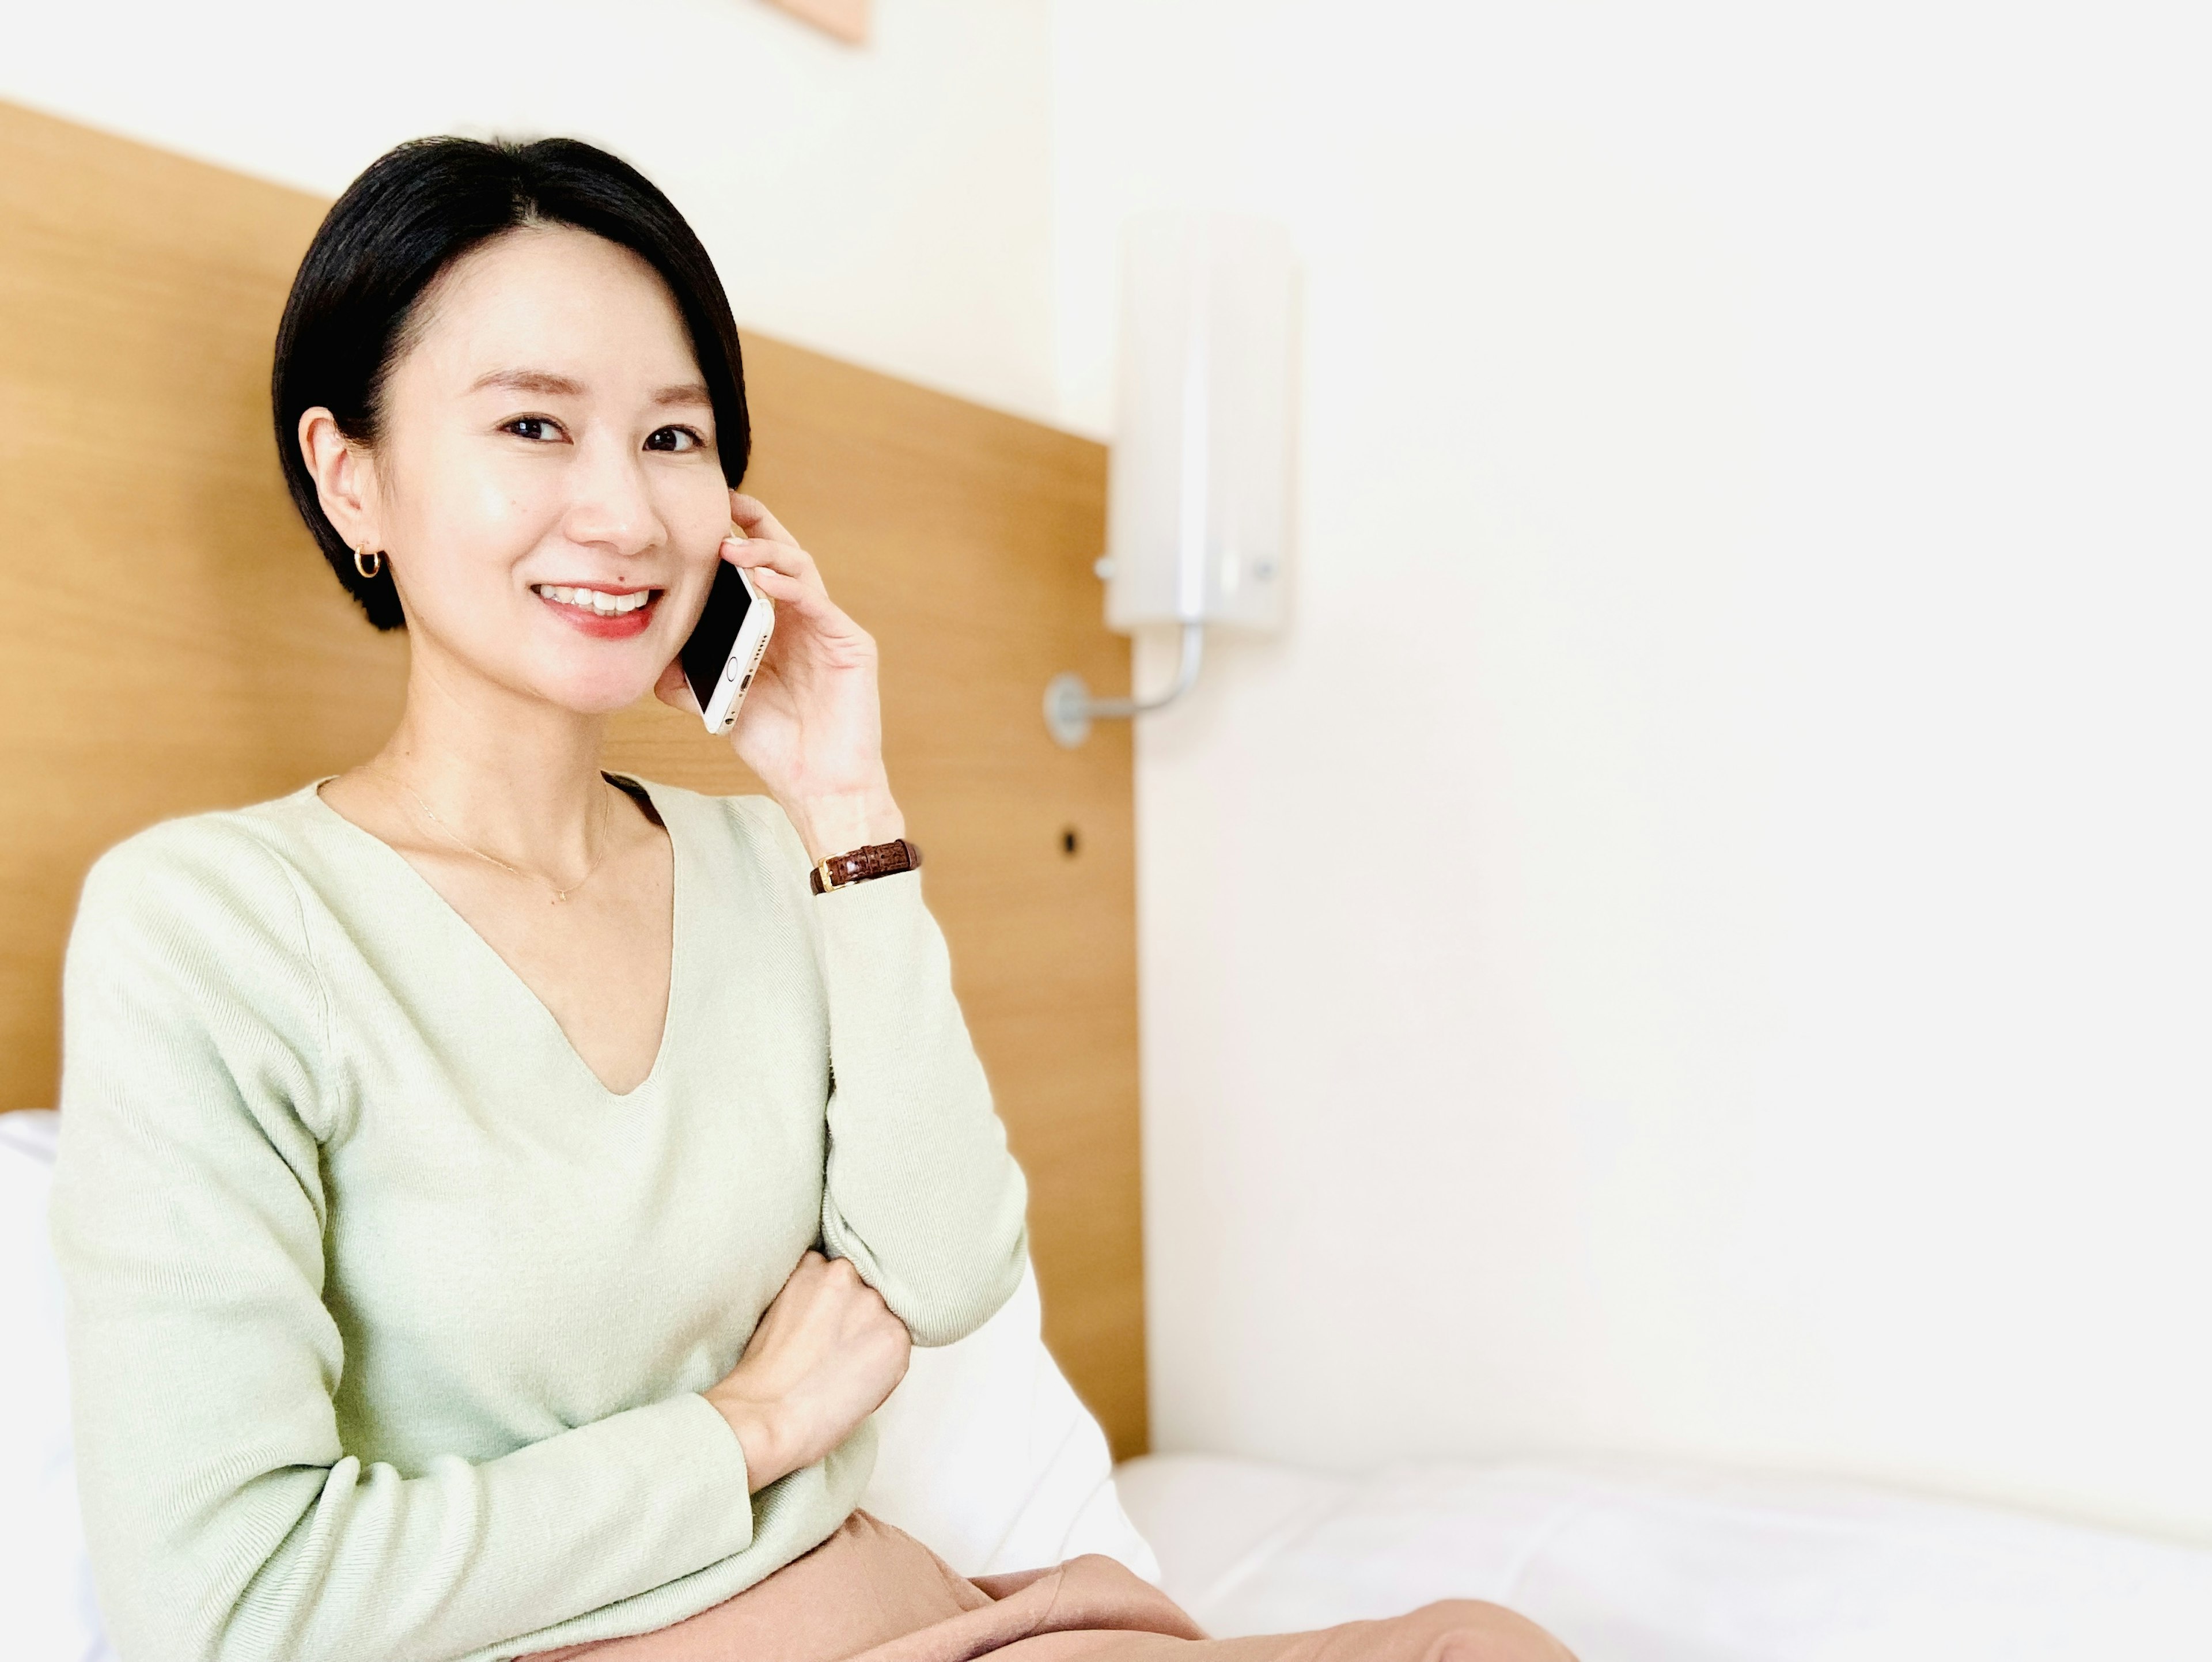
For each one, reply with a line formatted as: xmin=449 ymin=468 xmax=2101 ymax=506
xmin=680 ymin=547 xmax=776 ymax=735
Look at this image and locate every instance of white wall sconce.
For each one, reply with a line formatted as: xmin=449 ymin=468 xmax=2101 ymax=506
xmin=1046 ymin=211 xmax=1298 ymax=747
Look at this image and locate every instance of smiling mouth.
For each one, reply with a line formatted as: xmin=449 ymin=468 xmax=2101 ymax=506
xmin=533 ymin=584 xmax=658 ymax=617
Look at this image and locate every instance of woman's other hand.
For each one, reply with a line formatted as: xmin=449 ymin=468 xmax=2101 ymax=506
xmin=703 ymin=1250 xmax=912 ymax=1493
xmin=654 ymin=493 xmax=904 ymax=862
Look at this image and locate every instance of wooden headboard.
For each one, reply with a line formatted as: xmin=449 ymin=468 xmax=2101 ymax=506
xmin=0 ymin=101 xmax=1146 ymax=1457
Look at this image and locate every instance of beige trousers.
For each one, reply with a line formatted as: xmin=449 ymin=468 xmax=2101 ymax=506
xmin=522 ymin=1511 xmax=1575 ymax=1662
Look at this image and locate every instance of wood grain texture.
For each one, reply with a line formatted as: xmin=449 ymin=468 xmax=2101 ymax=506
xmin=0 ymin=103 xmax=411 ymax=1104
xmin=0 ymin=100 xmax=1146 ymax=1456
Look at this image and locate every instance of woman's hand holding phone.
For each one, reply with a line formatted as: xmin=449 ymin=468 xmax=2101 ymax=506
xmin=703 ymin=1251 xmax=911 ymax=1493
xmin=655 ymin=492 xmax=905 ymax=862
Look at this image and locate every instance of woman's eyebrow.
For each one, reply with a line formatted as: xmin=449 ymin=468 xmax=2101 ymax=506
xmin=469 ymin=368 xmax=586 ymax=397
xmin=465 ymin=369 xmax=710 ymax=409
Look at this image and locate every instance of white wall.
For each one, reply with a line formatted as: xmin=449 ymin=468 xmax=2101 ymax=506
xmin=1052 ymin=0 xmax=2212 ymax=1543
xmin=0 ymin=0 xmax=1058 ymax=423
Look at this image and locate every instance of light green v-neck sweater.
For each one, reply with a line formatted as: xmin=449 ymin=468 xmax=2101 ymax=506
xmin=48 ymin=779 xmax=1029 ymax=1662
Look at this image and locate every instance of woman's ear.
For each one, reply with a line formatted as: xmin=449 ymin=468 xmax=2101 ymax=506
xmin=297 ymin=407 xmax=381 ymax=553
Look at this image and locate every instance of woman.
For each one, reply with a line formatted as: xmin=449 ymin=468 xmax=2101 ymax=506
xmin=50 ymin=138 xmax=1571 ymax=1662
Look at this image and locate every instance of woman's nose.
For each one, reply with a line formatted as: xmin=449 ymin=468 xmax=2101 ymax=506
xmin=561 ymin=436 xmax=661 ymax=558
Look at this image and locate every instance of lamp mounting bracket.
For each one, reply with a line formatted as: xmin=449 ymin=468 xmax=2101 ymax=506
xmin=1044 ymin=622 xmax=1205 ymax=748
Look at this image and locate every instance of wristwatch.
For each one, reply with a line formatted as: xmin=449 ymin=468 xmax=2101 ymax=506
xmin=810 ymin=837 xmax=922 ymax=895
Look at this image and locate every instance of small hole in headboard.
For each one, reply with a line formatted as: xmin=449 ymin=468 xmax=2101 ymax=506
xmin=1061 ymin=827 xmax=1080 ymax=857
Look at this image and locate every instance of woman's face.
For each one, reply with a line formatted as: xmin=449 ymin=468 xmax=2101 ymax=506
xmin=359 ymin=225 xmax=731 ymax=714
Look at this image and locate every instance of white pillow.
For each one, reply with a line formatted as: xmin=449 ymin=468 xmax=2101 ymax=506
xmin=862 ymin=1262 xmax=1160 ymax=1581
xmin=0 ymin=1110 xmax=115 ymax=1662
xmin=0 ymin=1109 xmax=1152 ymax=1662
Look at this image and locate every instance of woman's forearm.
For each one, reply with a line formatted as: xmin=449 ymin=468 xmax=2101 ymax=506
xmin=704 ymin=1251 xmax=912 ymax=1491
xmin=703 ymin=506 xmax=1029 ymax=1344
xmin=806 ymin=859 xmax=1030 ymax=1346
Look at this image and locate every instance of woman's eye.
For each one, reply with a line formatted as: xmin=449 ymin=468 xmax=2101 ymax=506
xmin=644 ymin=425 xmax=707 ymax=453
xmin=503 ymin=417 xmax=565 ymax=442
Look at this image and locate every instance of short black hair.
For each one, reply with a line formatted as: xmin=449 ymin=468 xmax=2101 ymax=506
xmin=271 ymin=137 xmax=749 ymax=630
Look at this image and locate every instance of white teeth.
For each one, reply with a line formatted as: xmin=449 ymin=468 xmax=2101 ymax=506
xmin=537 ymin=585 xmax=651 ymax=615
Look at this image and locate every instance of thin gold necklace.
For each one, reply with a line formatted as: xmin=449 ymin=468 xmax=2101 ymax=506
xmin=387 ymin=772 xmax=616 ymax=905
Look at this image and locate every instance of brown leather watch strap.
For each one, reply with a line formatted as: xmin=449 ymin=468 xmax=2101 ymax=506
xmin=810 ymin=837 xmax=922 ymax=895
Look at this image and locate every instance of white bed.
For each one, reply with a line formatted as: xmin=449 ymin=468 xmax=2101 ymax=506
xmin=1116 ymin=1451 xmax=2212 ymax=1660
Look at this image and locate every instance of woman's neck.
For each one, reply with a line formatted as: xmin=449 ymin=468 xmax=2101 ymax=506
xmin=365 ymin=646 xmax=616 ymax=873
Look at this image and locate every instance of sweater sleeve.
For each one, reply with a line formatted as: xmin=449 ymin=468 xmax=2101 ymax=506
xmin=747 ymin=804 xmax=1028 ymax=1347
xmin=48 ymin=826 xmax=778 ymax=1662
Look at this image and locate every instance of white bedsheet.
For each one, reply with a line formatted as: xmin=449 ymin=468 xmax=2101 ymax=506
xmin=1113 ymin=1453 xmax=2212 ymax=1661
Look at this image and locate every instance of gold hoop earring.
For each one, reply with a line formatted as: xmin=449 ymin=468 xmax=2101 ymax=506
xmin=354 ymin=546 xmax=384 ymax=580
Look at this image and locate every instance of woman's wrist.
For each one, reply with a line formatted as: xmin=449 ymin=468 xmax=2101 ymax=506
xmin=786 ymin=780 xmax=904 ymax=865
xmin=706 ymin=1390 xmax=788 ymax=1495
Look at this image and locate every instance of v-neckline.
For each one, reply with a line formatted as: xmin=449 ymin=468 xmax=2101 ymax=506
xmin=305 ymin=773 xmax=683 ymax=1103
